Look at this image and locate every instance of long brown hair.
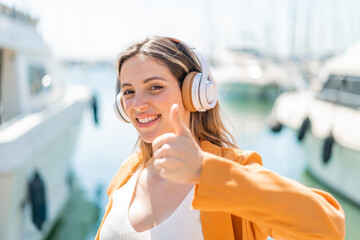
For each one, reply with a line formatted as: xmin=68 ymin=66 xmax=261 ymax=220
xmin=117 ymin=36 xmax=237 ymax=166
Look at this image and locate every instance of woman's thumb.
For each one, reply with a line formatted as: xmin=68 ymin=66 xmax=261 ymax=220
xmin=169 ymin=104 xmax=188 ymax=135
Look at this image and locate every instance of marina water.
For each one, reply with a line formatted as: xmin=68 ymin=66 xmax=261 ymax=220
xmin=48 ymin=64 xmax=360 ymax=240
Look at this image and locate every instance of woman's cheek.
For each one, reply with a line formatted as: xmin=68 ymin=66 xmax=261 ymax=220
xmin=123 ymin=100 xmax=132 ymax=118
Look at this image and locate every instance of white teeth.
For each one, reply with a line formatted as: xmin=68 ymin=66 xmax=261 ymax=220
xmin=137 ymin=115 xmax=159 ymax=124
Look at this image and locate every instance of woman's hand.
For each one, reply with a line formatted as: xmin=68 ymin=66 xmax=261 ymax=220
xmin=152 ymin=104 xmax=203 ymax=183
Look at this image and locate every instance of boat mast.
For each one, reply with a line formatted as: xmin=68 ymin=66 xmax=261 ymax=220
xmin=289 ymin=0 xmax=297 ymax=60
xmin=0 ymin=49 xmax=2 ymax=124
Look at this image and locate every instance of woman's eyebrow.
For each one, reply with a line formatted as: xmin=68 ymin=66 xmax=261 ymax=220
xmin=143 ymin=76 xmax=167 ymax=83
xmin=121 ymin=76 xmax=167 ymax=88
xmin=121 ymin=82 xmax=132 ymax=88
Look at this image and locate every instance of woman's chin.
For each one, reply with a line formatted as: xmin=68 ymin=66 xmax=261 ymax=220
xmin=142 ymin=138 xmax=153 ymax=144
xmin=139 ymin=128 xmax=173 ymax=144
xmin=140 ymin=134 xmax=158 ymax=144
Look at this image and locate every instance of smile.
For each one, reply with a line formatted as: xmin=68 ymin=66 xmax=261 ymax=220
xmin=136 ymin=114 xmax=161 ymax=124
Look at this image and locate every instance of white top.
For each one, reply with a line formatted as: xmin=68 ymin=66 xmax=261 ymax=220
xmin=99 ymin=171 xmax=204 ymax=240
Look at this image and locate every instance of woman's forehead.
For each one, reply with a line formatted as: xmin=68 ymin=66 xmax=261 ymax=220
xmin=120 ymin=55 xmax=175 ymax=86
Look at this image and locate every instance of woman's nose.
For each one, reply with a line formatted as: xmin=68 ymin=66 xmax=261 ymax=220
xmin=132 ymin=93 xmax=149 ymax=112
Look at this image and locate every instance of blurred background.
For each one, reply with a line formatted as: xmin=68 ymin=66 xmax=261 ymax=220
xmin=0 ymin=0 xmax=359 ymax=239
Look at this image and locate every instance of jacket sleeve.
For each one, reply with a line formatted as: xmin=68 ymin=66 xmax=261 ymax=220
xmin=192 ymin=150 xmax=345 ymax=240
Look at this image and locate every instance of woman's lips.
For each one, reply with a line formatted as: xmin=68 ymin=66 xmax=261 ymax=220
xmin=136 ymin=114 xmax=161 ymax=128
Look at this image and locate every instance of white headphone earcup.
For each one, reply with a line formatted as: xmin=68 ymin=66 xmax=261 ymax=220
xmin=113 ymin=93 xmax=131 ymax=123
xmin=182 ymin=71 xmax=217 ymax=112
xmin=198 ymin=73 xmax=217 ymax=110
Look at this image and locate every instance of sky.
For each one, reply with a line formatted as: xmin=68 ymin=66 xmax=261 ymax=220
xmin=1 ymin=0 xmax=360 ymax=62
xmin=1 ymin=0 xmax=217 ymax=61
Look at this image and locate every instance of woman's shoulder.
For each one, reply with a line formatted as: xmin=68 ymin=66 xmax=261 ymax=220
xmin=106 ymin=152 xmax=141 ymax=196
xmin=221 ymin=147 xmax=263 ymax=166
xmin=200 ymin=140 xmax=262 ymax=166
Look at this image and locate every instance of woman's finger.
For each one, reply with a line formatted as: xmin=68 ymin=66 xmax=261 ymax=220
xmin=153 ymin=157 xmax=178 ymax=172
xmin=153 ymin=157 xmax=167 ymax=171
xmin=152 ymin=133 xmax=176 ymax=152
xmin=153 ymin=143 xmax=171 ymax=159
xmin=158 ymin=167 xmax=168 ymax=179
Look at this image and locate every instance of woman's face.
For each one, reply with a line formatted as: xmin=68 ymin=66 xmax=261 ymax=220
xmin=120 ymin=54 xmax=190 ymax=143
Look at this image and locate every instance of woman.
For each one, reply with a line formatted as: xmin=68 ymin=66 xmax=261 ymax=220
xmin=96 ymin=36 xmax=345 ymax=240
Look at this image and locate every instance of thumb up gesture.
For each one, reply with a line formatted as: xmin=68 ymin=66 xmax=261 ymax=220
xmin=152 ymin=104 xmax=204 ymax=183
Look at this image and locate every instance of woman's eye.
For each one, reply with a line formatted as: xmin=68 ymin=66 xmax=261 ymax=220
xmin=123 ymin=90 xmax=134 ymax=95
xmin=149 ymin=85 xmax=163 ymax=91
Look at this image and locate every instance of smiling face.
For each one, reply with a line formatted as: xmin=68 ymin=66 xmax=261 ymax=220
xmin=120 ymin=54 xmax=190 ymax=143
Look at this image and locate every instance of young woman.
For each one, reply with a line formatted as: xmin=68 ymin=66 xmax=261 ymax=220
xmin=95 ymin=36 xmax=345 ymax=240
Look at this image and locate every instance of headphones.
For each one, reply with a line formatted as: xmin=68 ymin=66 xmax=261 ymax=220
xmin=113 ymin=37 xmax=218 ymax=123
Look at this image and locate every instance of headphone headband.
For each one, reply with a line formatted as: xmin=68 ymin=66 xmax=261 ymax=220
xmin=166 ymin=37 xmax=216 ymax=111
xmin=167 ymin=38 xmax=210 ymax=90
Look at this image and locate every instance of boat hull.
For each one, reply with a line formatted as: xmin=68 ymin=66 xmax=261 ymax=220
xmin=272 ymin=91 xmax=360 ymax=205
xmin=302 ymin=132 xmax=360 ymax=205
xmin=0 ymin=87 xmax=90 ymax=240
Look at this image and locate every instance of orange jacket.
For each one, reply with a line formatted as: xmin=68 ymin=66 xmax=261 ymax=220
xmin=95 ymin=141 xmax=345 ymax=240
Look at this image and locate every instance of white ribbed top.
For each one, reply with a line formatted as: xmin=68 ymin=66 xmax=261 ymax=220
xmin=99 ymin=171 xmax=204 ymax=240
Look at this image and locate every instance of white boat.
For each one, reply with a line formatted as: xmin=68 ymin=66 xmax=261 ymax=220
xmin=0 ymin=4 xmax=92 ymax=240
xmin=270 ymin=40 xmax=360 ymax=205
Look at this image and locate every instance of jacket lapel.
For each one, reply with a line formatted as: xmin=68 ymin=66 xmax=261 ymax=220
xmin=199 ymin=141 xmax=235 ymax=240
xmin=107 ymin=153 xmax=141 ymax=196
